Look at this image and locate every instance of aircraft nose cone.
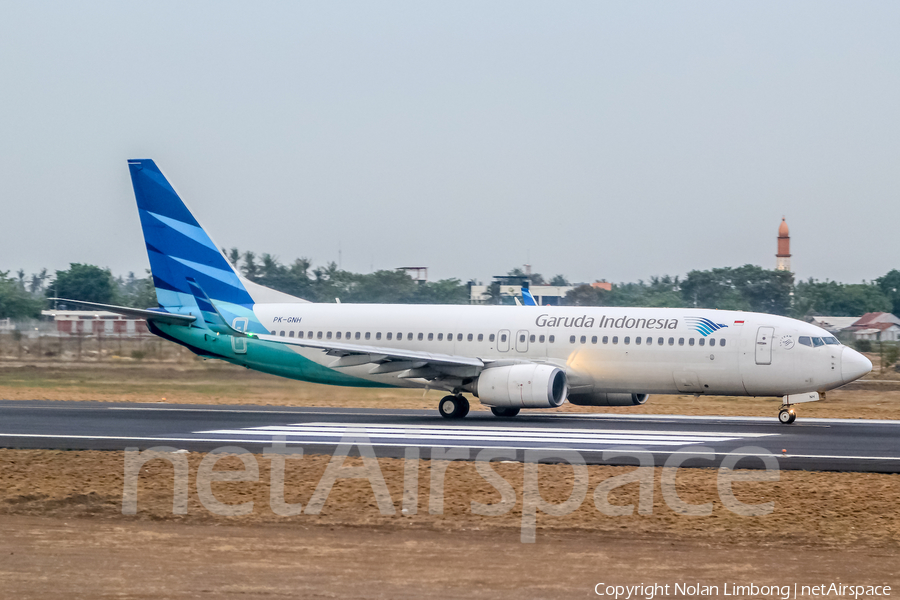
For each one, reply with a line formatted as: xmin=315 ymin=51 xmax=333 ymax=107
xmin=841 ymin=346 xmax=872 ymax=384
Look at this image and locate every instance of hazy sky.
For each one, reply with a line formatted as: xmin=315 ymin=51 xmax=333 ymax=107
xmin=1 ymin=2 xmax=898 ymax=287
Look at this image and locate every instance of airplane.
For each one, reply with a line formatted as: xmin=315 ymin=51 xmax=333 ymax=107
xmin=54 ymin=159 xmax=873 ymax=424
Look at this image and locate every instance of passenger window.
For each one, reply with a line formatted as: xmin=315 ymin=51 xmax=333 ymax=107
xmin=317 ymin=331 xmax=323 ymax=339
xmin=280 ymin=331 xmax=285 ymax=337
xmin=289 ymin=331 xmax=295 ymax=338
xmin=468 ymin=334 xmax=474 ymax=341
xmin=646 ymin=337 xmax=652 ymax=345
xmin=688 ymin=338 xmax=694 ymax=346
xmin=529 ymin=334 xmax=535 ymax=343
xmin=365 ymin=332 xmax=371 ymax=340
xmin=308 ymin=331 xmax=313 ymax=338
xmin=591 ymin=336 xmax=597 ymax=344
xmin=624 ymin=336 xmax=630 ymax=345
xmin=335 ymin=332 xmax=340 ymax=339
xmin=699 ymin=338 xmax=705 ymax=346
xmin=668 ymin=337 xmax=674 ymax=345
xmin=408 ymin=333 xmax=413 ymax=341
xmin=812 ymin=337 xmax=824 ymax=347
xmin=678 ymin=338 xmax=684 ymax=346
xmin=612 ymin=336 xmax=618 ymax=344
xmin=326 ymin=332 xmax=332 ymax=339
xmin=799 ymin=336 xmax=812 ymax=347
xmin=657 ymin=337 xmax=664 ymax=345
xmin=578 ymin=335 xmax=585 ymax=343
xmin=636 ymin=337 xmax=642 ymax=345
xmin=709 ymin=339 xmax=716 ymax=347
xmin=298 ymin=331 xmax=304 ymax=339
xmin=490 ymin=334 xmax=495 ymax=342
xmin=355 ymin=332 xmax=360 ymax=340
xmin=603 ymin=336 xmax=609 ymax=344
xmin=387 ymin=332 xmax=392 ymax=341
xmin=549 ymin=335 xmax=555 ymax=343
xmin=418 ymin=333 xmax=424 ymax=341
xmin=539 ymin=335 xmax=545 ymax=343
xmin=270 ymin=331 xmax=276 ymax=335
xmin=570 ymin=335 xmax=576 ymax=344
xmin=478 ymin=334 xmax=484 ymax=342
xmin=500 ymin=334 xmax=507 ymax=342
xmin=437 ymin=333 xmax=443 ymax=341
xmin=458 ymin=333 xmax=463 ymax=341
xmin=428 ymin=333 xmax=433 ymax=341
xmin=720 ymin=339 xmax=726 ymax=347
xmin=376 ymin=332 xmax=382 ymax=340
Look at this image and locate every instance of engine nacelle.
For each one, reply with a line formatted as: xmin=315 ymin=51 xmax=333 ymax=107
xmin=567 ymin=392 xmax=649 ymax=407
xmin=476 ymin=364 xmax=567 ymax=408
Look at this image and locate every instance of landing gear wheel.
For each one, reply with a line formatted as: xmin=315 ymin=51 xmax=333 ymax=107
xmin=490 ymin=407 xmax=520 ymax=418
xmin=778 ymin=407 xmax=796 ymax=425
xmin=439 ymin=395 xmax=469 ymax=419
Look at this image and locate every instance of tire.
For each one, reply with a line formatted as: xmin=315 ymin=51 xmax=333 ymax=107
xmin=439 ymin=395 xmax=469 ymax=419
xmin=787 ymin=412 xmax=796 ymax=424
xmin=456 ymin=396 xmax=470 ymax=418
xmin=778 ymin=408 xmax=794 ymax=424
xmin=491 ymin=407 xmax=520 ymax=418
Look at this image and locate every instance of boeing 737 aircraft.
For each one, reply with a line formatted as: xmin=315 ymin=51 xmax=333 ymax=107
xmin=55 ymin=160 xmax=872 ymax=424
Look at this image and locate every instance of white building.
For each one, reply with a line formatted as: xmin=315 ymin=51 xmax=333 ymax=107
xmin=41 ymin=310 xmax=149 ymax=335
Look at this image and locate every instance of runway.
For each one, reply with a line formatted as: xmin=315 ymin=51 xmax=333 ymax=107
xmin=1 ymin=400 xmax=898 ymax=472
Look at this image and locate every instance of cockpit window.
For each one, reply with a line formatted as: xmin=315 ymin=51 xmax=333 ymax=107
xmin=823 ymin=336 xmax=840 ymax=345
xmin=812 ymin=337 xmax=824 ymax=347
xmin=798 ymin=336 xmax=812 ymax=347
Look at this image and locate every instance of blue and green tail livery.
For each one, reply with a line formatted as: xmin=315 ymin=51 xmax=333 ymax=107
xmin=128 ymin=159 xmax=267 ymax=334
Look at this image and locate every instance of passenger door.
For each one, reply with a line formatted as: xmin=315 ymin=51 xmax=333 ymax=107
xmin=755 ymin=326 xmax=774 ymax=365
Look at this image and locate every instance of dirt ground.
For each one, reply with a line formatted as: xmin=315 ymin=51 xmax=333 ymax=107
xmin=0 ymin=449 xmax=899 ymax=598
xmin=1 ymin=359 xmax=899 ymax=419
xmin=1 ymin=515 xmax=897 ymax=600
xmin=1 ymin=360 xmax=899 ymax=597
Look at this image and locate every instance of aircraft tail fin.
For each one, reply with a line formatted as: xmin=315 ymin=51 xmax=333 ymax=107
xmin=128 ymin=159 xmax=255 ymax=312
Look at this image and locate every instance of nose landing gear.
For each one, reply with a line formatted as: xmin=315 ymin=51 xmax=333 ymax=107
xmin=439 ymin=395 xmax=470 ymax=419
xmin=778 ymin=406 xmax=796 ymax=425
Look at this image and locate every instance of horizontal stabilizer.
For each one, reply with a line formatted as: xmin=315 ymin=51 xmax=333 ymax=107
xmin=47 ymin=298 xmax=196 ymax=325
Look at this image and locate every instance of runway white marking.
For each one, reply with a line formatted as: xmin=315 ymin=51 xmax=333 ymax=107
xmin=196 ymin=422 xmax=778 ymax=448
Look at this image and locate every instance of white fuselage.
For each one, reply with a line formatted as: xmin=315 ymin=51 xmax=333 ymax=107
xmin=253 ymin=304 xmax=868 ymax=398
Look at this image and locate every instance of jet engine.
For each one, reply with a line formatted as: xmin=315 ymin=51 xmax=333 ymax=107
xmin=476 ymin=364 xmax=567 ymax=408
xmin=567 ymin=392 xmax=649 ymax=407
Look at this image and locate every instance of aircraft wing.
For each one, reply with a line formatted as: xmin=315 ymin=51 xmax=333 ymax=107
xmin=254 ymin=332 xmax=485 ymax=377
xmin=47 ymin=298 xmax=196 ymax=325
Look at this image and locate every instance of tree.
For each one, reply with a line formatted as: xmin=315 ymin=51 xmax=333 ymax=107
xmin=0 ymin=271 xmax=42 ymax=318
xmin=48 ymin=264 xmax=116 ymax=304
xmin=681 ymin=265 xmax=793 ymax=315
xmin=564 ymin=284 xmax=609 ymax=306
xmin=875 ymin=269 xmax=900 ymax=316
xmin=116 ymin=271 xmax=157 ymax=308
xmin=792 ymin=279 xmax=891 ymax=318
xmin=549 ymin=274 xmax=569 ymax=286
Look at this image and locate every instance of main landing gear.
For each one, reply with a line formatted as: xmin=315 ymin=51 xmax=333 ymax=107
xmin=778 ymin=406 xmax=797 ymax=425
xmin=439 ymin=395 xmax=469 ymax=419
